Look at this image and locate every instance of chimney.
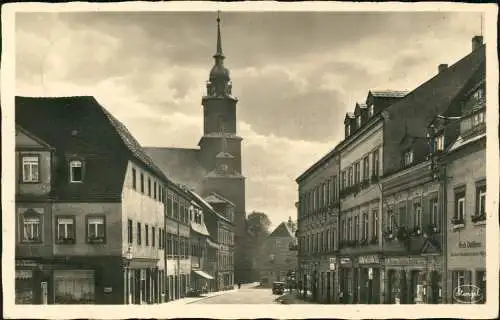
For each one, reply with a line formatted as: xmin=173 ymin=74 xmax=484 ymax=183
xmin=438 ymin=64 xmax=448 ymax=73
xmin=472 ymin=35 xmax=483 ymax=52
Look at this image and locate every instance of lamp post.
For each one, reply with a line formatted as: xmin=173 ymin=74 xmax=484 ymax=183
xmin=126 ymin=246 xmax=133 ymax=304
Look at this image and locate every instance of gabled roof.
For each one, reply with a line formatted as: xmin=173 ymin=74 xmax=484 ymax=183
xmin=204 ymin=192 xmax=235 ymax=206
xmin=15 ymin=96 xmax=168 ymax=201
xmin=344 ymin=112 xmax=355 ymax=124
xmin=16 ymin=124 xmax=54 ymax=150
xmin=186 ymin=188 xmax=232 ymax=224
xmin=268 ymin=222 xmax=294 ymax=239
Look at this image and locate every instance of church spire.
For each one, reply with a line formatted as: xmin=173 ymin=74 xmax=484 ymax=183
xmin=214 ymin=11 xmax=224 ymax=59
xmin=207 ymin=11 xmax=232 ymax=97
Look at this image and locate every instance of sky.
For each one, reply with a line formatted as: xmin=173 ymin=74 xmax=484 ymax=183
xmin=15 ymin=10 xmax=482 ymax=229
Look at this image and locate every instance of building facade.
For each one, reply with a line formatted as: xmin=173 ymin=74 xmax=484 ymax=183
xmin=256 ymin=220 xmax=298 ymax=287
xmin=296 ymin=147 xmax=340 ymax=303
xmin=15 ymin=96 xmax=168 ymax=305
xmin=164 ymin=183 xmax=192 ymax=301
xmin=295 ymin=35 xmax=486 ymax=305
xmin=145 ymin=14 xmax=248 ymax=283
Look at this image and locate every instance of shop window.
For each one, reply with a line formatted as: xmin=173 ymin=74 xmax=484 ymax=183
xmin=54 ymin=270 xmax=95 ymax=304
xmin=56 ymin=216 xmax=75 ymax=244
xmin=86 ymin=215 xmax=105 ymax=244
xmin=22 ymin=210 xmax=42 ymax=243
xmin=21 ymin=155 xmax=40 ymax=183
xmin=69 ymin=160 xmax=84 ymax=183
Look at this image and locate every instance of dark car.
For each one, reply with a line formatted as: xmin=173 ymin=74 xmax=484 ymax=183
xmin=272 ymin=281 xmax=285 ymax=295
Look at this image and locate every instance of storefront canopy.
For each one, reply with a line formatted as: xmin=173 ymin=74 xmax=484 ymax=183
xmin=193 ymin=270 xmax=214 ymax=280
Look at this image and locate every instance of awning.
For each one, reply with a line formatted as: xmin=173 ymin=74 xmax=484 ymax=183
xmin=193 ymin=270 xmax=214 ymax=280
xmin=206 ymin=238 xmax=220 ymax=249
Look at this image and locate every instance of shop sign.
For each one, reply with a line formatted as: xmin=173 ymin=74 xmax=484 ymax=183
xmin=104 ymin=287 xmax=113 ymax=293
xmin=385 ymin=257 xmax=426 ymax=266
xmin=339 ymin=257 xmax=351 ymax=265
xmin=458 ymin=241 xmax=482 ymax=249
xmin=15 ymin=270 xmax=33 ymax=279
xmin=16 ymin=260 xmax=38 ymax=267
xmin=358 ymin=255 xmax=380 ymax=265
xmin=329 ymin=258 xmax=336 ymax=271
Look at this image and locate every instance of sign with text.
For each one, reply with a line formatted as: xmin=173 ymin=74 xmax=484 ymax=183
xmin=358 ymin=255 xmax=380 ymax=265
xmin=385 ymin=257 xmax=426 ymax=266
xmin=458 ymin=241 xmax=482 ymax=249
xmin=339 ymin=257 xmax=351 ymax=265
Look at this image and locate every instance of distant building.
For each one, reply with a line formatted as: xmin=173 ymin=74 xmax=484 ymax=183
xmin=15 ymin=96 xmax=168 ymax=304
xmin=145 ymin=14 xmax=248 ymax=283
xmin=256 ymin=219 xmax=297 ymax=287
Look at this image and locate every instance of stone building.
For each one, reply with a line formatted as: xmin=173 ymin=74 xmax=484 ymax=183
xmin=256 ymin=220 xmax=298 ymax=287
xmin=145 ymin=14 xmax=248 ymax=283
xmin=164 ymin=183 xmax=192 ymax=302
xmin=15 ymin=96 xmax=168 ymax=304
xmin=295 ymin=35 xmax=486 ymax=305
xmin=295 ymin=147 xmax=340 ymax=303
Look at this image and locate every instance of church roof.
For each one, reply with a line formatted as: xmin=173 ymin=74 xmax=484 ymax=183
xmin=204 ymin=192 xmax=235 ymax=206
xmin=268 ymin=222 xmax=294 ymax=239
xmin=144 ymin=147 xmax=205 ymax=192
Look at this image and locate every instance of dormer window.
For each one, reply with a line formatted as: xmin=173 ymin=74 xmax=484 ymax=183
xmin=346 ymin=124 xmax=351 ymax=137
xmin=69 ymin=160 xmax=84 ymax=183
xmin=435 ymin=135 xmax=445 ymax=152
xmin=368 ymin=104 xmax=374 ymax=117
xmin=472 ymin=88 xmax=484 ymax=101
xmin=404 ymin=149 xmax=414 ymax=166
xmin=356 ymin=116 xmax=361 ymax=128
xmin=473 ymin=111 xmax=485 ymax=126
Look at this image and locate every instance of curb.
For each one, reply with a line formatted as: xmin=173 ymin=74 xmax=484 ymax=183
xmin=186 ymin=289 xmax=237 ymax=304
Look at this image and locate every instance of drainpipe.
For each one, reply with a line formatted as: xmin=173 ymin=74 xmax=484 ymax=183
xmin=440 ymin=163 xmax=448 ymax=303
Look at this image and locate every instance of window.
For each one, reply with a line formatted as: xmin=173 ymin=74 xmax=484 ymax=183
xmin=435 ymin=135 xmax=444 ymax=152
xmin=137 ymin=222 xmax=142 ymax=245
xmin=414 ymin=203 xmax=422 ymax=230
xmin=22 ymin=213 xmax=41 ymax=242
xmin=368 ymin=104 xmax=374 ymax=117
xmin=145 ymin=224 xmax=149 ymax=246
xmin=473 ymin=111 xmax=485 ymax=126
xmin=431 ymin=198 xmax=439 ymax=230
xmin=70 ymin=160 xmax=83 ymax=183
xmin=388 ymin=209 xmax=395 ymax=231
xmin=347 ymin=218 xmax=352 ymax=241
xmin=346 ymin=124 xmax=351 ymax=137
xmin=140 ymin=173 xmax=144 ymax=193
xmin=404 ymin=149 xmax=414 ymax=166
xmin=363 ymin=213 xmax=369 ymax=240
xmin=473 ymin=88 xmax=484 ymax=100
xmin=356 ymin=116 xmax=361 ymax=128
xmin=21 ymin=155 xmax=40 ymax=183
xmin=476 ymin=183 xmax=486 ymax=216
xmin=147 ymin=178 xmax=151 ymax=197
xmin=154 ymin=182 xmax=157 ymax=200
xmin=372 ymin=149 xmax=380 ymax=177
xmin=363 ymin=156 xmax=370 ymax=181
xmin=128 ymin=219 xmax=133 ymax=244
xmin=455 ymin=189 xmax=466 ymax=222
xmin=341 ymin=171 xmax=346 ymax=190
xmin=87 ymin=216 xmax=105 ymax=243
xmin=167 ymin=233 xmax=173 ymax=255
xmin=372 ymin=209 xmax=379 ymax=239
xmin=167 ymin=195 xmax=173 ymax=217
xmin=132 ymin=168 xmax=137 ymax=190
xmin=341 ymin=219 xmax=346 ymax=241
xmin=348 ymin=167 xmax=353 ymax=186
xmin=152 ymin=227 xmax=156 ymax=247
xmin=324 ymin=182 xmax=329 ymax=206
xmin=354 ymin=162 xmax=360 ymax=184
xmin=354 ymin=215 xmax=359 ymax=241
xmin=56 ymin=217 xmax=75 ymax=243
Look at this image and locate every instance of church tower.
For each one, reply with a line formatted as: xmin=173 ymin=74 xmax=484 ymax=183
xmin=199 ymin=13 xmax=247 ymax=282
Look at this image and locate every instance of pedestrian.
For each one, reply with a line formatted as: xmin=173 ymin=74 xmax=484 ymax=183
xmin=238 ymin=281 xmax=241 ymax=289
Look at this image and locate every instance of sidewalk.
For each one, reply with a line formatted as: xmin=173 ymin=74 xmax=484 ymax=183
xmin=275 ymin=291 xmax=316 ymax=304
xmin=166 ymin=288 xmax=238 ymax=305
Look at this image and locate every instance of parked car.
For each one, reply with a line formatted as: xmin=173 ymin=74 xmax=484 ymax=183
xmin=272 ymin=281 xmax=285 ymax=295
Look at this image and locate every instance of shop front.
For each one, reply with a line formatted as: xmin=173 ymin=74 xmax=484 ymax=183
xmin=384 ymin=256 xmax=440 ymax=304
xmin=356 ymin=254 xmax=382 ymax=304
xmin=338 ymin=257 xmax=353 ymax=304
